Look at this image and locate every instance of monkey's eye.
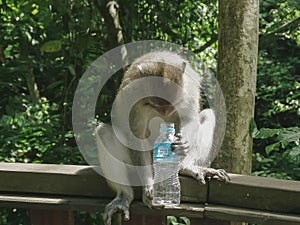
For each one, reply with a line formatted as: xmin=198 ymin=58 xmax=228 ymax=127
xmin=146 ymin=97 xmax=172 ymax=107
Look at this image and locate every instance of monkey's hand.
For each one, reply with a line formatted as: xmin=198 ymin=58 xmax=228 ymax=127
xmin=171 ymin=133 xmax=190 ymax=156
xmin=180 ymin=166 xmax=230 ymax=184
xmin=103 ymin=195 xmax=130 ymax=225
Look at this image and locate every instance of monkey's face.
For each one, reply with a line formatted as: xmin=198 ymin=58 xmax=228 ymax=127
xmin=144 ymin=97 xmax=176 ymax=116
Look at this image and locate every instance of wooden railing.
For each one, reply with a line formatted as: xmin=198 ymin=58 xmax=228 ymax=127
xmin=0 ymin=163 xmax=299 ymax=225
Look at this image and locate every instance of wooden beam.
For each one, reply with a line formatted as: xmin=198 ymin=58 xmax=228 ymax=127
xmin=0 ymin=194 xmax=205 ymax=217
xmin=1 ymin=193 xmax=298 ymax=225
xmin=205 ymin=205 xmax=300 ymax=225
xmin=0 ymin=163 xmax=299 ymax=224
xmin=0 ymin=163 xmax=115 ymax=198
xmin=209 ymin=174 xmax=300 ymax=214
xmin=2 ymin=163 xmax=298 ymax=214
xmin=0 ymin=163 xmax=207 ymax=202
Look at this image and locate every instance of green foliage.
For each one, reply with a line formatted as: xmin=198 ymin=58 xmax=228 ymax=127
xmin=254 ymin=127 xmax=300 ymax=155
xmin=251 ymin=120 xmax=300 ymax=179
xmin=0 ymin=0 xmax=219 ymax=224
xmin=0 ymin=97 xmax=82 ymax=164
xmin=124 ymin=0 xmax=218 ymax=67
xmin=0 ymin=0 xmax=300 ymax=223
xmin=0 ymin=209 xmax=29 ymax=225
xmin=167 ymin=216 xmax=190 ymax=225
xmin=256 ymin=52 xmax=300 ymax=128
xmin=252 ymin=0 xmax=300 ymax=181
xmin=74 ymin=212 xmax=104 ymax=225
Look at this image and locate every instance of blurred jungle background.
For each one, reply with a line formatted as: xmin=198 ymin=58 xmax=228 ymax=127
xmin=0 ymin=0 xmax=299 ymax=224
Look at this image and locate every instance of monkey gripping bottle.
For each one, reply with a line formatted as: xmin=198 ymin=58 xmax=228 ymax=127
xmin=152 ymin=122 xmax=180 ymax=206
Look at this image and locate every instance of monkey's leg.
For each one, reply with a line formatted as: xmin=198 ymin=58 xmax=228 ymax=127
xmin=96 ymin=123 xmax=134 ymax=225
xmin=180 ymin=109 xmax=230 ymax=184
xmin=139 ymin=152 xmax=155 ymax=208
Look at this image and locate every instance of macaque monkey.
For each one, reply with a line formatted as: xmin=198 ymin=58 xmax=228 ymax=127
xmin=96 ymin=51 xmax=230 ymax=225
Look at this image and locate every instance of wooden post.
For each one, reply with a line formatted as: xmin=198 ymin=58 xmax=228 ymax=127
xmin=213 ymin=1 xmax=259 ymax=224
xmin=31 ymin=210 xmax=74 ymax=225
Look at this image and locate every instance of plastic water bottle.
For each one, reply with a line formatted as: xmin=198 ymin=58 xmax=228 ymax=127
xmin=152 ymin=122 xmax=180 ymax=206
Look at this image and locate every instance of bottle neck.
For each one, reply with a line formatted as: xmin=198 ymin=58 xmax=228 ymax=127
xmin=159 ymin=131 xmax=175 ymax=142
xmin=160 ymin=130 xmax=175 ymax=135
xmin=159 ymin=122 xmax=175 ymax=140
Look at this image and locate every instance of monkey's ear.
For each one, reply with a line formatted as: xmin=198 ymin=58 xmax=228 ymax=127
xmin=182 ymin=62 xmax=187 ymax=74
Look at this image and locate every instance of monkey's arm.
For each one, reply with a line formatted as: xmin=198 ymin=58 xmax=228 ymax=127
xmin=178 ymin=109 xmax=230 ymax=184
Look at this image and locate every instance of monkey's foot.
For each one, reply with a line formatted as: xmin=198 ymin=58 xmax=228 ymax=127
xmin=103 ymin=196 xmax=130 ymax=225
xmin=142 ymin=185 xmax=166 ymax=209
xmin=180 ymin=166 xmax=230 ymax=184
xmin=142 ymin=185 xmax=154 ymax=208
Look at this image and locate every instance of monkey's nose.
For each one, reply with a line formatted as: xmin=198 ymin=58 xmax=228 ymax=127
xmin=160 ymin=105 xmax=176 ymax=116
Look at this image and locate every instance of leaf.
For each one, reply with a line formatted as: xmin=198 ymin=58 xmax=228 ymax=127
xmin=288 ymin=0 xmax=300 ymax=9
xmin=31 ymin=4 xmax=39 ymax=15
xmin=167 ymin=216 xmax=177 ymax=224
xmin=179 ymin=217 xmax=190 ymax=225
xmin=0 ymin=115 xmax=13 ymax=125
xmin=277 ymin=127 xmax=300 ymax=145
xmin=265 ymin=142 xmax=280 ymax=155
xmin=47 ymin=81 xmax=64 ymax=90
xmin=249 ymin=118 xmax=258 ymax=137
xmin=40 ymin=40 xmax=62 ymax=53
xmin=255 ymin=128 xmax=280 ymax=139
xmin=290 ymin=145 xmax=300 ymax=157
xmin=66 ymin=65 xmax=76 ymax=76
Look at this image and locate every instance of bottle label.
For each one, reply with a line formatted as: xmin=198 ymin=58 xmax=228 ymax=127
xmin=153 ymin=142 xmax=177 ymax=162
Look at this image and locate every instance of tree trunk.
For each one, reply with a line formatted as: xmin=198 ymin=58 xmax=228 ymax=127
xmin=214 ymin=0 xmax=259 ymax=174
xmin=97 ymin=0 xmax=128 ymax=65
xmin=20 ymin=36 xmax=40 ymax=103
xmin=213 ymin=2 xmax=259 ymax=224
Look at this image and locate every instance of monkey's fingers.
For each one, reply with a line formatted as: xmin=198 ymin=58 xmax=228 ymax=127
xmin=171 ymin=141 xmax=190 ymax=156
xmin=103 ymin=213 xmax=112 ymax=225
xmin=103 ymin=198 xmax=130 ymax=225
xmin=144 ymin=185 xmax=153 ymax=200
xmin=174 ymin=133 xmax=185 ymax=143
xmin=171 ymin=133 xmax=190 ymax=156
xmin=181 ymin=167 xmax=230 ymax=185
xmin=195 ymin=172 xmax=207 ymax=184
xmin=104 ymin=208 xmax=130 ymax=224
xmin=201 ymin=168 xmax=231 ymax=183
xmin=103 ymin=210 xmax=130 ymax=225
xmin=103 ymin=209 xmax=115 ymax=225
xmin=214 ymin=169 xmax=231 ymax=183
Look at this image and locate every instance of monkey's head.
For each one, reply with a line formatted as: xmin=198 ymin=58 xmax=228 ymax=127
xmin=121 ymin=51 xmax=187 ymax=88
xmin=120 ymin=52 xmax=200 ymax=117
xmin=135 ymin=61 xmax=186 ymax=117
